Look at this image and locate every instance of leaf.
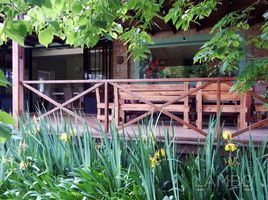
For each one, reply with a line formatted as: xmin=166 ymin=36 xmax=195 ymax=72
xmin=26 ymin=0 xmax=52 ymax=8
xmin=0 ymin=123 xmax=12 ymax=141
xmin=72 ymin=2 xmax=82 ymax=15
xmin=110 ymin=31 xmax=118 ymax=39
xmin=114 ymin=24 xmax=123 ymax=34
xmin=5 ymin=21 xmax=28 ymax=45
xmin=164 ymin=11 xmax=173 ymax=23
xmin=263 ymin=12 xmax=268 ymax=20
xmin=38 ymin=27 xmax=53 ymax=47
xmin=0 ymin=70 xmax=10 ymax=87
xmin=54 ymin=0 xmax=65 ymax=11
xmin=50 ymin=21 xmax=60 ymax=32
xmin=233 ymin=41 xmax=240 ymax=47
xmin=0 ymin=111 xmax=15 ymax=125
xmin=103 ymin=32 xmax=112 ymax=41
xmin=66 ymin=32 xmax=76 ymax=45
xmin=77 ymin=15 xmax=88 ymax=26
xmin=110 ymin=0 xmax=121 ymax=9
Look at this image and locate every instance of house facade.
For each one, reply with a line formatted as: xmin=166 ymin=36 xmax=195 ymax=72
xmin=0 ymin=0 xmax=268 ymax=140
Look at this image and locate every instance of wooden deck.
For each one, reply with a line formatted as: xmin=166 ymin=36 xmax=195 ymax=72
xmin=20 ymin=77 xmax=268 ymax=145
xmin=44 ymin=114 xmax=268 ymax=145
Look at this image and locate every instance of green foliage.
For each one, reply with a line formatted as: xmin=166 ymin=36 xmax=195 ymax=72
xmin=121 ymin=28 xmax=153 ymax=60
xmin=0 ymin=0 xmax=218 ymax=60
xmin=0 ymin=70 xmax=10 ymax=87
xmin=251 ymin=12 xmax=268 ymax=49
xmin=232 ymin=57 xmax=268 ymax=91
xmin=194 ymin=2 xmax=268 ymax=91
xmin=0 ymin=112 xmax=268 ymax=199
xmin=194 ymin=8 xmax=252 ymax=75
xmin=38 ymin=27 xmax=54 ymax=47
xmin=164 ymin=0 xmax=218 ymax=31
xmin=0 ymin=111 xmax=15 ymax=126
xmin=0 ymin=0 xmax=265 ymax=75
xmin=4 ymin=20 xmax=28 ymax=46
xmin=0 ymin=70 xmax=14 ymax=142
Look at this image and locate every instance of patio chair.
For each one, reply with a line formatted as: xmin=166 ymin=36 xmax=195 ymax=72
xmin=63 ymin=87 xmax=73 ymax=109
xmin=64 ymin=86 xmax=84 ymax=112
xmin=95 ymin=87 xmax=115 ymax=122
xmin=113 ymin=82 xmax=190 ymax=128
xmin=196 ymin=82 xmax=248 ymax=130
xmin=253 ymin=83 xmax=268 ymax=121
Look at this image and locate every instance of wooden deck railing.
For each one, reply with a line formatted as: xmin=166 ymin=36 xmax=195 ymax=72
xmin=20 ymin=77 xmax=268 ymax=138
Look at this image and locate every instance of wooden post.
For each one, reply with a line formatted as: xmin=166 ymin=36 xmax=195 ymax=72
xmin=216 ymin=80 xmax=221 ymax=137
xmin=183 ymin=82 xmax=189 ymax=128
xmin=95 ymin=87 xmax=101 ymax=120
xmin=12 ymin=41 xmax=24 ymax=126
xmin=239 ymin=93 xmax=247 ymax=130
xmin=113 ymin=85 xmax=119 ymax=127
xmin=196 ymin=82 xmax=202 ymax=129
xmin=104 ymin=82 xmax=109 ymax=133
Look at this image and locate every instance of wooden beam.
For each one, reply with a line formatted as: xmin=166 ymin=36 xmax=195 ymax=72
xmin=22 ymin=83 xmax=88 ymax=124
xmin=23 ymin=82 xmax=103 ymax=118
xmin=21 ymin=77 xmax=236 ymax=84
xmin=224 ymin=81 xmax=268 ymax=103
xmin=12 ymin=41 xmax=24 ymax=126
xmin=233 ymin=118 xmax=268 ymax=137
xmin=104 ymin=82 xmax=109 ymax=133
xmin=216 ymin=80 xmax=221 ymax=136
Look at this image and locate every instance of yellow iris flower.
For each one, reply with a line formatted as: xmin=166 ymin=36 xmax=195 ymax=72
xmin=222 ymin=130 xmax=232 ymax=140
xmin=225 ymin=143 xmax=236 ymax=152
xmin=33 ymin=127 xmax=40 ymax=134
xmin=150 ymin=157 xmax=158 ymax=168
xmin=19 ymin=161 xmax=27 ymax=170
xmin=149 ymin=148 xmax=166 ymax=168
xmin=160 ymin=148 xmax=166 ymax=158
xmin=60 ymin=133 xmax=68 ymax=142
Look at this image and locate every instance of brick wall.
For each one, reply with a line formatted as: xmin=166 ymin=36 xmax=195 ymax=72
xmin=245 ymin=23 xmax=268 ymax=59
xmin=244 ymin=23 xmax=268 ymax=96
xmin=112 ymin=40 xmax=128 ymax=79
xmin=117 ymin=23 xmax=267 ymax=79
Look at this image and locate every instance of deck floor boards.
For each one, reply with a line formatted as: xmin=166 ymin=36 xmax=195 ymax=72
xmin=42 ymin=114 xmax=268 ymax=144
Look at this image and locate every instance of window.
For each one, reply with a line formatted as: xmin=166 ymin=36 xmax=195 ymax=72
xmin=84 ymin=44 xmax=112 ymax=79
xmin=139 ymin=44 xmax=208 ymax=78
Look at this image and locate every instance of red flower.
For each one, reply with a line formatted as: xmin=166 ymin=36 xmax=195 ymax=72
xmin=146 ymin=70 xmax=151 ymax=76
xmin=145 ymin=66 xmax=149 ymax=72
xmin=155 ymin=59 xmax=159 ymax=65
xmin=160 ymin=66 xmax=165 ymax=70
xmin=152 ymin=65 xmax=156 ymax=71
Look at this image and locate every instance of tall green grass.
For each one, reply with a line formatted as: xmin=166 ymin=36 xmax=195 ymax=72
xmin=0 ymin=112 xmax=267 ymax=200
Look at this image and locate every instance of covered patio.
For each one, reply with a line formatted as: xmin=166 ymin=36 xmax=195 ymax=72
xmin=17 ymin=76 xmax=268 ymax=144
xmin=8 ymin=0 xmax=267 ymax=145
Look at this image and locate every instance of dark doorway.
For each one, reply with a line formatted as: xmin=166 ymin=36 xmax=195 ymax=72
xmin=83 ymin=41 xmax=113 ymax=114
